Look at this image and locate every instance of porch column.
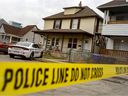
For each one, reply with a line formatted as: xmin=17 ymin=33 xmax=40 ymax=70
xmin=9 ymin=36 xmax=12 ymax=43
xmin=82 ymin=35 xmax=85 ymax=51
xmin=103 ymin=10 xmax=109 ymax=24
xmin=61 ymin=35 xmax=64 ymax=52
xmin=103 ymin=10 xmax=107 ymax=24
xmin=45 ymin=35 xmax=48 ymax=50
xmin=106 ymin=10 xmax=110 ymax=24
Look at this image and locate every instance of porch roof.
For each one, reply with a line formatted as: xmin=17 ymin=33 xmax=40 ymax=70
xmin=34 ymin=29 xmax=93 ymax=36
xmin=98 ymin=0 xmax=128 ymax=13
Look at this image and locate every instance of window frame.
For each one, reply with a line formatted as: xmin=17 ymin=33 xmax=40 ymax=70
xmin=51 ymin=37 xmax=60 ymax=47
xmin=70 ymin=19 xmax=80 ymax=29
xmin=54 ymin=20 xmax=62 ymax=29
xmin=68 ymin=38 xmax=77 ymax=49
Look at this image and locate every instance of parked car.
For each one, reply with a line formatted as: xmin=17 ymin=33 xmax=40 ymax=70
xmin=8 ymin=42 xmax=43 ymax=59
xmin=0 ymin=42 xmax=12 ymax=54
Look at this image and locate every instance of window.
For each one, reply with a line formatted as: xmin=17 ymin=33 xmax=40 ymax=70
xmin=51 ymin=37 xmax=60 ymax=46
xmin=68 ymin=38 xmax=77 ymax=49
xmin=116 ymin=14 xmax=128 ymax=21
xmin=71 ymin=19 xmax=79 ymax=29
xmin=56 ymin=38 xmax=59 ymax=45
xmin=12 ymin=37 xmax=20 ymax=43
xmin=32 ymin=44 xmax=40 ymax=48
xmin=54 ymin=20 xmax=61 ymax=29
xmin=51 ymin=38 xmax=55 ymax=46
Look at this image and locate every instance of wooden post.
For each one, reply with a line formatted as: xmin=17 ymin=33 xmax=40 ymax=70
xmin=61 ymin=35 xmax=64 ymax=52
xmin=45 ymin=35 xmax=48 ymax=50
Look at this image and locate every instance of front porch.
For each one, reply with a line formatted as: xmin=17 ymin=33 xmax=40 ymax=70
xmin=106 ymin=37 xmax=128 ymax=51
xmin=0 ymin=34 xmax=21 ymax=43
xmin=34 ymin=29 xmax=93 ymax=53
xmin=101 ymin=36 xmax=128 ymax=58
xmin=100 ymin=49 xmax=128 ymax=58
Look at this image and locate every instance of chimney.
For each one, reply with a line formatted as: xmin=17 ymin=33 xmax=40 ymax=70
xmin=79 ymin=1 xmax=82 ymax=7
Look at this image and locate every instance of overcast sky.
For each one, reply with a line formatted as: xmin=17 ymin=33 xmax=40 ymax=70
xmin=0 ymin=0 xmax=112 ymax=29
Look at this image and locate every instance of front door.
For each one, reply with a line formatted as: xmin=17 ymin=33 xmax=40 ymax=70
xmin=83 ymin=39 xmax=89 ymax=51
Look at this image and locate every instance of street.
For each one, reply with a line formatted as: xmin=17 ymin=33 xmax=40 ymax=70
xmin=0 ymin=54 xmax=128 ymax=96
xmin=0 ymin=54 xmax=37 ymax=62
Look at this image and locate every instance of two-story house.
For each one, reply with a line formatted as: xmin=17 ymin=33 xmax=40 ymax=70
xmin=98 ymin=0 xmax=128 ymax=55
xmin=35 ymin=5 xmax=103 ymax=53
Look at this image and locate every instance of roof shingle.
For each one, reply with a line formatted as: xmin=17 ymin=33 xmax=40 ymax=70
xmin=43 ymin=6 xmax=102 ymax=20
xmin=98 ymin=0 xmax=128 ymax=10
xmin=34 ymin=29 xmax=93 ymax=36
xmin=2 ymin=24 xmax=37 ymax=37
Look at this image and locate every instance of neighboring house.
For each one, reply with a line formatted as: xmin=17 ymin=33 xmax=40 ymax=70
xmin=0 ymin=19 xmax=8 ymax=26
xmin=0 ymin=24 xmax=43 ymax=44
xmin=9 ymin=21 xmax=22 ymax=28
xmin=35 ymin=5 xmax=103 ymax=53
xmin=98 ymin=0 xmax=128 ymax=52
xmin=21 ymin=25 xmax=43 ymax=44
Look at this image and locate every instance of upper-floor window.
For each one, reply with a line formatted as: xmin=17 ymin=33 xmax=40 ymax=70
xmin=71 ymin=19 xmax=79 ymax=29
xmin=54 ymin=20 xmax=61 ymax=29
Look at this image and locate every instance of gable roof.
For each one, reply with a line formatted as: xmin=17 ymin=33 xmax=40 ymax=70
xmin=43 ymin=6 xmax=102 ymax=20
xmin=20 ymin=25 xmax=37 ymax=36
xmin=98 ymin=0 xmax=128 ymax=11
xmin=3 ymin=24 xmax=21 ymax=36
xmin=2 ymin=24 xmax=37 ymax=37
xmin=0 ymin=19 xmax=8 ymax=27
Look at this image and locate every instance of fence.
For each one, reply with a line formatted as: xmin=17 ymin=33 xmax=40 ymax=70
xmin=43 ymin=48 xmax=128 ymax=64
xmin=68 ymin=49 xmax=128 ymax=64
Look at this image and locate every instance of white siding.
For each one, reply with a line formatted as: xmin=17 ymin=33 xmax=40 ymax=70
xmin=21 ymin=27 xmax=43 ymax=44
xmin=106 ymin=38 xmax=114 ymax=49
xmin=102 ymin=24 xmax=128 ymax=36
xmin=80 ymin=17 xmax=95 ymax=34
xmin=61 ymin=19 xmax=70 ymax=29
xmin=44 ymin=20 xmax=54 ymax=29
xmin=0 ymin=25 xmax=5 ymax=33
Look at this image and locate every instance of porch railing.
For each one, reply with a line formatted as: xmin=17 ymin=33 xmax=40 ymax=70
xmin=109 ymin=20 xmax=128 ymax=24
xmin=100 ymin=49 xmax=128 ymax=58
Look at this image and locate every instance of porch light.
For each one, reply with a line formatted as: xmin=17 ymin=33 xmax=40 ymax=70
xmin=121 ymin=40 xmax=124 ymax=43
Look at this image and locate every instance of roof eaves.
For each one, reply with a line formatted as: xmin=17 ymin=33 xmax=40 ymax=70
xmin=98 ymin=4 xmax=128 ymax=9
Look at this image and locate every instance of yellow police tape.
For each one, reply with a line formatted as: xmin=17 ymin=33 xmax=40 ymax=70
xmin=0 ymin=62 xmax=128 ymax=96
